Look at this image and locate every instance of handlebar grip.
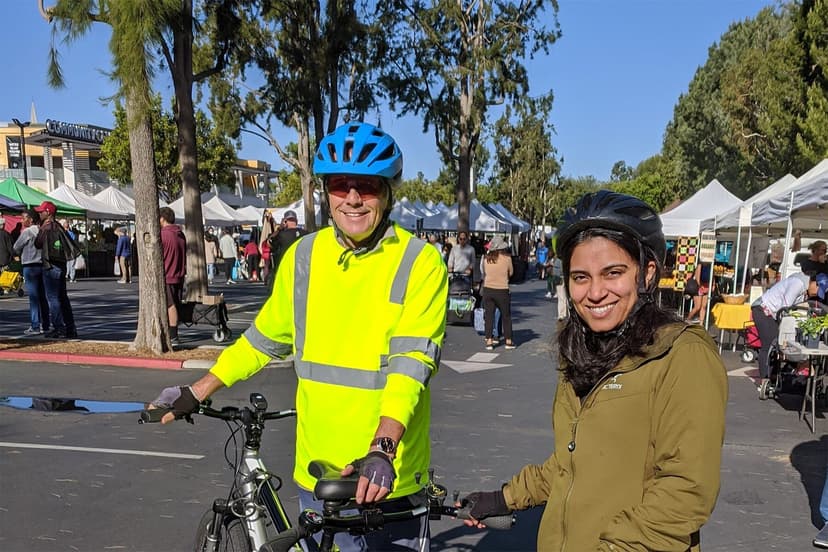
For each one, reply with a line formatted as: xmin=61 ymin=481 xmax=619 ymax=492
xmin=260 ymin=526 xmax=307 ymax=552
xmin=138 ymin=408 xmax=170 ymax=424
xmin=454 ymin=506 xmax=515 ymax=530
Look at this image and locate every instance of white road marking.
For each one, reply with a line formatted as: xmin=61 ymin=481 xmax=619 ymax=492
xmin=0 ymin=441 xmax=204 ymax=459
xmin=443 ymin=352 xmax=513 ymax=373
xmin=728 ymin=366 xmax=760 ymax=378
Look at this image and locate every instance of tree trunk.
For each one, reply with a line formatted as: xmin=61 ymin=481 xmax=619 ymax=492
xmin=175 ymin=0 xmax=207 ymax=302
xmin=296 ymin=115 xmax=318 ymax=232
xmin=127 ymin=92 xmax=172 ymax=354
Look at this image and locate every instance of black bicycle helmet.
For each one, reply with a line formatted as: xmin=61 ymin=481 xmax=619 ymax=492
xmin=553 ymin=190 xmax=665 ymax=264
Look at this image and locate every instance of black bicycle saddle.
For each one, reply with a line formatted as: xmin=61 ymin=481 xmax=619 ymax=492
xmin=309 ymin=460 xmax=359 ymax=501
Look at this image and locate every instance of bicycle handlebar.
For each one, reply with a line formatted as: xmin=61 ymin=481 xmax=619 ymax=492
xmin=138 ymin=401 xmax=297 ymax=425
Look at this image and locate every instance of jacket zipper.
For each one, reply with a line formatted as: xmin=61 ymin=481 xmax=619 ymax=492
xmin=559 ymin=369 xmax=626 ymax=552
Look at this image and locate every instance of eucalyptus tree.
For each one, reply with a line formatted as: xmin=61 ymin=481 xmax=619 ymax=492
xmin=380 ymin=0 xmax=560 ymax=233
xmin=490 ymin=92 xmax=561 ymax=229
xmin=40 ymin=0 xmax=175 ymax=353
xmin=208 ymin=0 xmax=390 ymax=232
xmin=796 ymin=0 xmax=828 ymax=164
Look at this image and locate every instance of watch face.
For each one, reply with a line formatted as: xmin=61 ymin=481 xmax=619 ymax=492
xmin=377 ymin=437 xmax=396 ymax=453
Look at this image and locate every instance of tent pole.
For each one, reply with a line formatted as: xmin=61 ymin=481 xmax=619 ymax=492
xmin=741 ymin=228 xmax=752 ymax=293
xmin=704 ymin=217 xmax=717 ymax=330
xmin=779 ymin=191 xmax=795 ymax=279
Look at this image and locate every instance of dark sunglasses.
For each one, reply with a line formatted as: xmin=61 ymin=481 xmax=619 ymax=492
xmin=327 ymin=176 xmax=384 ymax=199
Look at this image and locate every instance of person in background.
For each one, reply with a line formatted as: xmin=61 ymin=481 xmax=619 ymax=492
xmin=459 ymin=191 xmax=727 ymax=551
xmin=535 ymin=239 xmax=549 ymax=280
xmin=427 ymin=233 xmax=442 ymax=254
xmin=149 ymin=121 xmax=447 ymax=552
xmin=34 ymin=201 xmax=77 ymax=339
xmin=219 ymin=228 xmax=237 ymax=285
xmin=243 ymin=239 xmax=260 ymax=282
xmin=203 ymin=229 xmax=219 ymax=285
xmin=0 ymin=215 xmax=13 ymax=270
xmin=447 ymin=231 xmax=475 ymax=277
xmin=159 ymin=207 xmax=186 ymax=345
xmin=751 ymin=271 xmax=819 ymax=400
xmin=815 ymin=468 xmax=828 ymax=548
xmin=12 ymin=210 xmax=49 ymax=335
xmin=801 ymin=239 xmax=828 ymax=276
xmin=481 ymin=235 xmax=514 ymax=350
xmin=60 ymin=219 xmax=78 ymax=283
xmin=266 ymin=210 xmax=307 ymax=286
xmin=544 ymin=252 xmax=562 ymax=300
xmin=684 ymin=260 xmax=713 ymax=324
xmin=115 ymin=227 xmax=132 ymax=284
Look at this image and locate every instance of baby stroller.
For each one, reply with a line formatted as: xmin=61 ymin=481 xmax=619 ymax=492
xmin=757 ymin=305 xmax=814 ymax=400
xmin=446 ymin=272 xmax=475 ymax=326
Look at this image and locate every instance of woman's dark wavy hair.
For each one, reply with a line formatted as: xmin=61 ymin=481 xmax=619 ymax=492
xmin=557 ymin=227 xmax=680 ymax=396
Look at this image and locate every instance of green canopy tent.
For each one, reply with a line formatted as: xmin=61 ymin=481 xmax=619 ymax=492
xmin=0 ymin=178 xmax=86 ymax=217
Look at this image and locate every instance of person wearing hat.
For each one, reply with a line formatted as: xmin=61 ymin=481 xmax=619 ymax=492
xmin=33 ymin=201 xmax=77 ymax=338
xmin=458 ymin=191 xmax=727 ymax=552
xmin=150 ymin=122 xmax=448 ymax=552
xmin=265 ymin=209 xmax=306 ymax=286
xmin=479 ymin=235 xmax=514 ymax=349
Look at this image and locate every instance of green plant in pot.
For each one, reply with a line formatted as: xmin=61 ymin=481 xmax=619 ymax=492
xmin=796 ymin=314 xmax=828 ymax=348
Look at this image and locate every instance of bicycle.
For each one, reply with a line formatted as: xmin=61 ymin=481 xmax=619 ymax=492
xmin=140 ymin=393 xmax=514 ymax=552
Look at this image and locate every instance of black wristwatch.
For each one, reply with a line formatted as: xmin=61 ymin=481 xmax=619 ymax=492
xmin=370 ymin=436 xmax=397 ymax=456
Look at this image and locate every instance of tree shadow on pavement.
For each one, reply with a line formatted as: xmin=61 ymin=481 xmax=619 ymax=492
xmin=791 ymin=434 xmax=828 ymax=528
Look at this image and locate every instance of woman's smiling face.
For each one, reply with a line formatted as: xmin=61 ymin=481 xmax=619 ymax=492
xmin=567 ymin=236 xmax=655 ymax=333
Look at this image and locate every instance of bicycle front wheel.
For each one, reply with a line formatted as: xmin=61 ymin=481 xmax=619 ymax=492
xmin=194 ymin=509 xmax=251 ymax=552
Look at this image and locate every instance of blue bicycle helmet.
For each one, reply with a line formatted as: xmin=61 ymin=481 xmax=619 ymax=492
xmin=314 ymin=122 xmax=403 ymax=182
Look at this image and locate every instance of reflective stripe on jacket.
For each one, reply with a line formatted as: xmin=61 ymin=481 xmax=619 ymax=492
xmin=504 ymin=323 xmax=727 ymax=551
xmin=210 ymin=224 xmax=448 ymax=496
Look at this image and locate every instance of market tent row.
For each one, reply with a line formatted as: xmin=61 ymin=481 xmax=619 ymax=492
xmin=750 ymin=158 xmax=828 ymax=277
xmin=168 ymin=197 xmax=245 ymax=226
xmin=0 ymin=177 xmax=86 ymax=217
xmin=420 ymin=199 xmax=514 ymax=233
xmin=48 ymin=185 xmax=127 ymax=220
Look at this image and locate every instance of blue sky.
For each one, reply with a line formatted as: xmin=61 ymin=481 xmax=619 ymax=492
xmin=2 ymin=0 xmax=772 ymax=182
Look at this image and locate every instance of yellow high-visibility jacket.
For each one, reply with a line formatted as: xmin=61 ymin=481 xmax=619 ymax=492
xmin=210 ymin=224 xmax=448 ymax=496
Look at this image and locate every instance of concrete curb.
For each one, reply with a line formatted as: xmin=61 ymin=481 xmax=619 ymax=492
xmin=0 ymin=348 xmax=295 ymax=371
xmin=0 ymin=350 xmax=184 ymax=370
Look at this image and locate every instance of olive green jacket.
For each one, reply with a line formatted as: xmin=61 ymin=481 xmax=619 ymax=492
xmin=504 ymin=323 xmax=727 ymax=551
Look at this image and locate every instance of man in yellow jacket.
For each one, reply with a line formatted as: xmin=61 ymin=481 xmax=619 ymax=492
xmin=151 ymin=122 xmax=447 ymax=551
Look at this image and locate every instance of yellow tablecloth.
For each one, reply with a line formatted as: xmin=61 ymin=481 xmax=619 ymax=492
xmin=711 ymin=303 xmax=752 ymax=330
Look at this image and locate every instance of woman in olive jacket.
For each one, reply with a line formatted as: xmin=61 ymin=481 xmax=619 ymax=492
xmin=461 ymin=191 xmax=728 ymax=552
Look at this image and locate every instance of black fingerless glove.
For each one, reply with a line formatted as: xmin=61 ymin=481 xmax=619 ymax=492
xmin=151 ymin=386 xmax=201 ymax=423
xmin=351 ymin=451 xmax=396 ymax=491
xmin=462 ymin=490 xmax=511 ymax=520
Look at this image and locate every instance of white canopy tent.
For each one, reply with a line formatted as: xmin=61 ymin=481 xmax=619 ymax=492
xmin=203 ymin=195 xmax=259 ymax=224
xmin=420 ymin=199 xmax=512 ymax=232
xmin=389 ymin=200 xmax=423 ymax=230
xmin=751 ymin=162 xmax=828 ymax=278
xmin=167 ymin=197 xmax=237 ymax=226
xmin=93 ymin=186 xmax=137 ymax=216
xmin=271 ymin=192 xmax=323 ymax=227
xmin=413 ymin=199 xmax=440 ymax=216
xmin=49 ymin=185 xmax=126 ymax=220
xmin=236 ymin=205 xmax=265 ymax=224
xmin=660 ymin=179 xmax=743 ymax=238
xmin=487 ymin=202 xmax=531 ymax=233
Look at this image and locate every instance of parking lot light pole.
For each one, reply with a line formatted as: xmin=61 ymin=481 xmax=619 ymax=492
xmin=11 ymin=118 xmax=30 ymax=186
